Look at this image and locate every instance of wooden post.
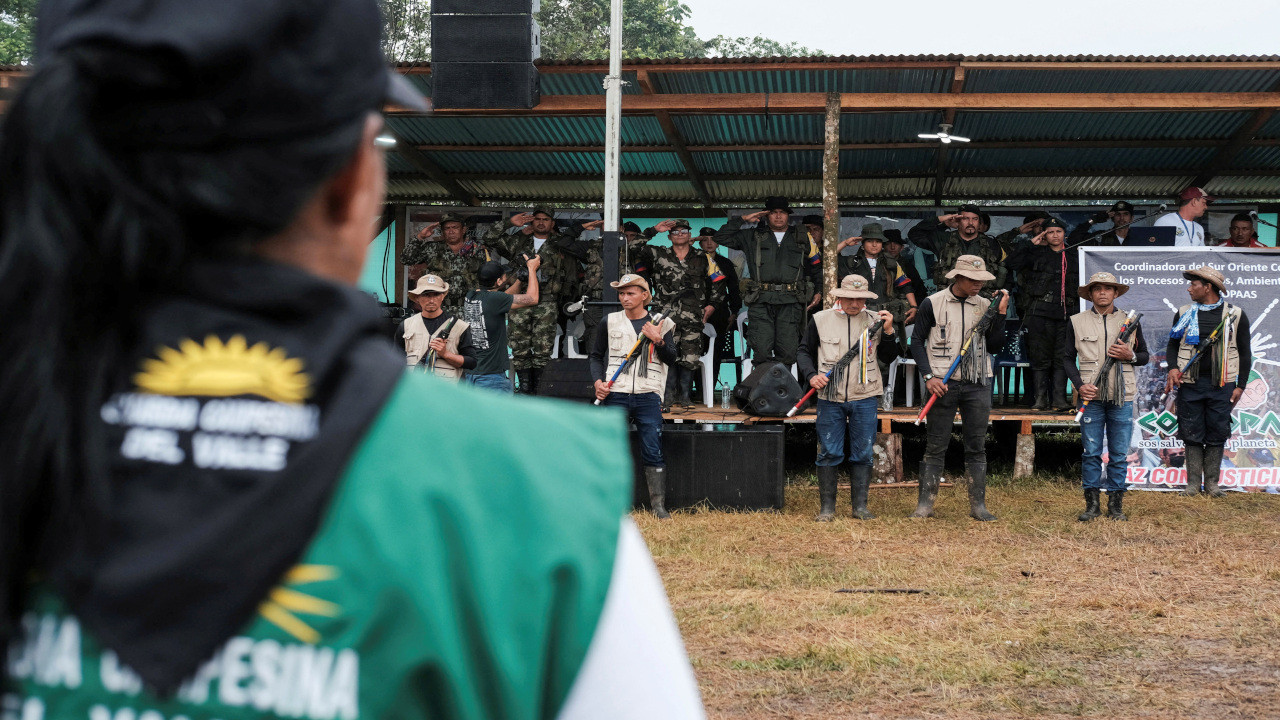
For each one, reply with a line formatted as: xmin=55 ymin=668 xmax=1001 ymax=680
xmin=873 ymin=432 xmax=903 ymax=483
xmin=821 ymin=91 xmax=840 ymax=309
xmin=1014 ymin=419 xmax=1035 ymax=479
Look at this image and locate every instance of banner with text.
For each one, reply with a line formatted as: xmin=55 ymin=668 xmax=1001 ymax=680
xmin=1080 ymin=247 xmax=1280 ymax=493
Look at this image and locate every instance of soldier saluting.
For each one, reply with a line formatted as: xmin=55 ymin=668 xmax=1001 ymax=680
xmin=714 ymin=196 xmax=822 ymax=368
xmin=400 ymin=212 xmax=489 ymax=312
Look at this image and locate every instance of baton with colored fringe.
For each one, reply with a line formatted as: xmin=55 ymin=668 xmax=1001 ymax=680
xmin=914 ymin=291 xmax=1007 ymax=426
xmin=786 ymin=319 xmax=886 ymax=417
xmin=594 ymin=313 xmax=666 ymax=406
xmin=424 ymin=316 xmax=460 ymax=371
xmin=1073 ymin=310 xmax=1142 ymax=422
xmin=1158 ymin=311 xmax=1231 ymax=437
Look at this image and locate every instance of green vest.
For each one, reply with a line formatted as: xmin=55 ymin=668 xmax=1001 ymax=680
xmin=6 ymin=373 xmax=630 ymax=720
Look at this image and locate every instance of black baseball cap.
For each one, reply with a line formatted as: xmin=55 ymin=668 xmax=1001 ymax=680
xmin=958 ymin=204 xmax=982 ymax=216
xmin=479 ymin=261 xmax=506 ymax=286
xmin=1110 ymin=201 xmax=1135 ymax=213
xmin=700 ymin=226 xmax=718 ymax=237
xmin=36 ymin=0 xmax=429 ymax=147
xmin=802 ymin=214 xmax=824 ymax=226
xmin=623 ymin=221 xmax=642 ymax=233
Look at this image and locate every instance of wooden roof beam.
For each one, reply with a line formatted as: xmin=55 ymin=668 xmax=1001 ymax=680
xmin=414 ymin=138 xmax=1263 ymax=153
xmin=392 ymin=92 xmax=1280 ymax=117
xmin=1191 ymin=77 xmax=1280 ymax=187
xmin=635 ymin=69 xmax=713 ymax=207
xmin=397 ymin=59 xmax=1280 ymax=76
xmin=430 ymin=168 xmax=1280 ymax=182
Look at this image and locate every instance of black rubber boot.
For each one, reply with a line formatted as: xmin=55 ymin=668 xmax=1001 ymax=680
xmin=678 ymin=367 xmax=695 ymax=410
xmin=815 ymin=465 xmax=837 ymax=522
xmin=1106 ymin=491 xmax=1128 ymax=520
xmin=528 ymin=368 xmax=543 ymax=396
xmin=515 ymin=369 xmax=534 ymax=395
xmin=661 ymin=370 xmax=677 ymax=412
xmin=1181 ymin=443 xmax=1204 ymax=496
xmin=1051 ymin=367 xmax=1072 ymax=411
xmin=1031 ymin=370 xmax=1050 ymax=411
xmin=850 ymin=464 xmax=876 ymax=520
xmin=644 ymin=466 xmax=671 ymax=519
xmin=967 ymin=461 xmax=997 ymax=521
xmin=910 ymin=463 xmax=942 ymax=518
xmin=1204 ymin=445 xmax=1227 ymax=497
xmin=1078 ymin=487 xmax=1102 ymax=522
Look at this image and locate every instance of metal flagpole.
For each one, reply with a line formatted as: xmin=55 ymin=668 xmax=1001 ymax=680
xmin=603 ymin=0 xmax=623 ymax=233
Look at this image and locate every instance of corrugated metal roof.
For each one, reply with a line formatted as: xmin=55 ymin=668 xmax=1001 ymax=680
xmin=427 ymin=151 xmax=685 ymax=175
xmin=688 ymin=149 xmax=937 ymax=176
xmin=1205 ymin=175 xmax=1280 ymax=197
xmin=949 ymin=111 xmax=1251 ymax=141
xmin=453 ymin=179 xmax=698 ymax=202
xmin=947 ymin=147 xmax=1218 ymax=172
xmin=1254 ymin=113 xmax=1280 ymax=139
xmin=944 ymin=175 xmax=1193 ymax=199
xmin=671 ymin=113 xmax=945 ymax=145
xmin=964 ymin=68 xmax=1280 ymax=93
xmin=1231 ymin=146 xmax=1280 ymax=169
xmin=386 ymin=115 xmax=668 ymax=146
xmin=650 ymin=68 xmax=953 ymax=94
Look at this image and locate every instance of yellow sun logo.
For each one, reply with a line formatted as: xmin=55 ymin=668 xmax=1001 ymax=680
xmin=133 ymin=335 xmax=311 ymax=403
xmin=259 ymin=565 xmax=342 ymax=644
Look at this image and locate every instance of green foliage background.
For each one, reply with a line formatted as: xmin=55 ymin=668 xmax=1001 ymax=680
xmin=0 ymin=0 xmax=820 ymax=65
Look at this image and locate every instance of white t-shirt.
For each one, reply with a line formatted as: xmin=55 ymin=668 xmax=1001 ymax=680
xmin=1154 ymin=212 xmax=1205 ymax=247
xmin=773 ymin=231 xmax=786 ymax=245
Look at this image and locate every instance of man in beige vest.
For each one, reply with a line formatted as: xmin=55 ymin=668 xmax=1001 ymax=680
xmin=1165 ymin=266 xmax=1253 ymax=497
xmin=909 ymin=255 xmax=1009 ymax=520
xmin=797 ymin=275 xmax=900 ymax=521
xmin=400 ymin=274 xmax=476 ymax=380
xmin=589 ymin=274 xmax=679 ymax=518
xmin=1062 ymin=272 xmax=1149 ymax=521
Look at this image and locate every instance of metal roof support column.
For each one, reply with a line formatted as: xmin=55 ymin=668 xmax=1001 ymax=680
xmin=394 ymin=204 xmax=408 ymax=307
xmin=932 ymin=66 xmax=965 ymax=207
xmin=602 ymin=0 xmax=623 ymax=230
xmin=822 ymin=92 xmax=840 ymax=309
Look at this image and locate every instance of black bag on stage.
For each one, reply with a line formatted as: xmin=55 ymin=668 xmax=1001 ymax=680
xmin=733 ymin=361 xmax=802 ymax=416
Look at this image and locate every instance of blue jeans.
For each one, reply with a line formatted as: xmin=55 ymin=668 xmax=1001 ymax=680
xmin=604 ymin=391 xmax=665 ymax=467
xmin=1081 ymin=400 xmax=1134 ymax=492
xmin=815 ymin=396 xmax=878 ymax=467
xmin=465 ymin=372 xmax=512 ymax=393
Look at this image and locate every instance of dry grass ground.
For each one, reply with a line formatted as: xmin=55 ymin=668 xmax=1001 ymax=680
xmin=637 ymin=461 xmax=1280 ymax=719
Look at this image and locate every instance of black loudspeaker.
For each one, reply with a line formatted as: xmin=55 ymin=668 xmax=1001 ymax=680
xmin=630 ymin=425 xmax=785 ymax=511
xmin=431 ymin=63 xmax=540 ymax=110
xmin=538 ymin=358 xmax=595 ymax=402
xmin=733 ymin=361 xmax=802 ymax=416
xmin=432 ymin=15 xmax=540 ymax=62
xmin=433 ymin=0 xmax=536 ymax=13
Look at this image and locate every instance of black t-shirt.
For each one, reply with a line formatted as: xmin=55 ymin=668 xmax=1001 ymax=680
xmin=461 ymin=289 xmax=515 ymax=374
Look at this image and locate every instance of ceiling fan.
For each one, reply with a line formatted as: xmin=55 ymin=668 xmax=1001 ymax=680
xmin=918 ymin=123 xmax=970 ymax=144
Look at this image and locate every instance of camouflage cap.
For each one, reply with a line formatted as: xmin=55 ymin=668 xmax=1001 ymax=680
xmin=530 ymin=206 xmax=555 ymax=218
xmin=439 ymin=212 xmax=465 ymax=226
xmin=669 ymin=219 xmax=692 ymax=232
xmin=1080 ymin=271 xmax=1129 ymax=300
xmin=1182 ymin=265 xmax=1227 ymax=294
xmin=610 ymin=273 xmax=650 ymax=292
xmin=945 ymin=254 xmax=996 ymax=282
xmin=831 ymin=274 xmax=878 ymax=300
xmin=409 ymin=274 xmax=449 ymax=296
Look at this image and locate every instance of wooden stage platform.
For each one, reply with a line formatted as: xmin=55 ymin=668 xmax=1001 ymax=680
xmin=660 ymin=406 xmax=1080 ymax=479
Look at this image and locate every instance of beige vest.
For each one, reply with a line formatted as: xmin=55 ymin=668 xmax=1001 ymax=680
xmin=1175 ymin=303 xmax=1242 ymax=384
xmin=1069 ymin=308 xmax=1139 ymax=400
xmin=604 ymin=311 xmax=677 ymax=395
xmin=403 ymin=312 xmax=471 ymax=380
xmin=812 ymin=308 xmax=884 ymax=402
xmin=925 ymin=289 xmax=993 ymax=378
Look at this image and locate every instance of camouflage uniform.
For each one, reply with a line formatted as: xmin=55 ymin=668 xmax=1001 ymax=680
xmin=481 ymin=219 xmax=578 ymax=373
xmin=714 ymin=217 xmax=822 ymax=366
xmin=579 ymin=232 xmax=650 ymax=348
xmin=400 ymin=235 xmax=489 ymax=312
xmin=636 ymin=243 xmax=728 ymax=371
xmin=908 ymin=217 xmax=1006 ymax=297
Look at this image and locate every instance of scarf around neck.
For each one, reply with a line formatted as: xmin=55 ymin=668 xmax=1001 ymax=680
xmin=1169 ymin=297 xmax=1224 ymax=346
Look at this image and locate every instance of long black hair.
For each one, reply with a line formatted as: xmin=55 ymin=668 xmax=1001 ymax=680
xmin=0 ymin=42 xmax=366 ymax=662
